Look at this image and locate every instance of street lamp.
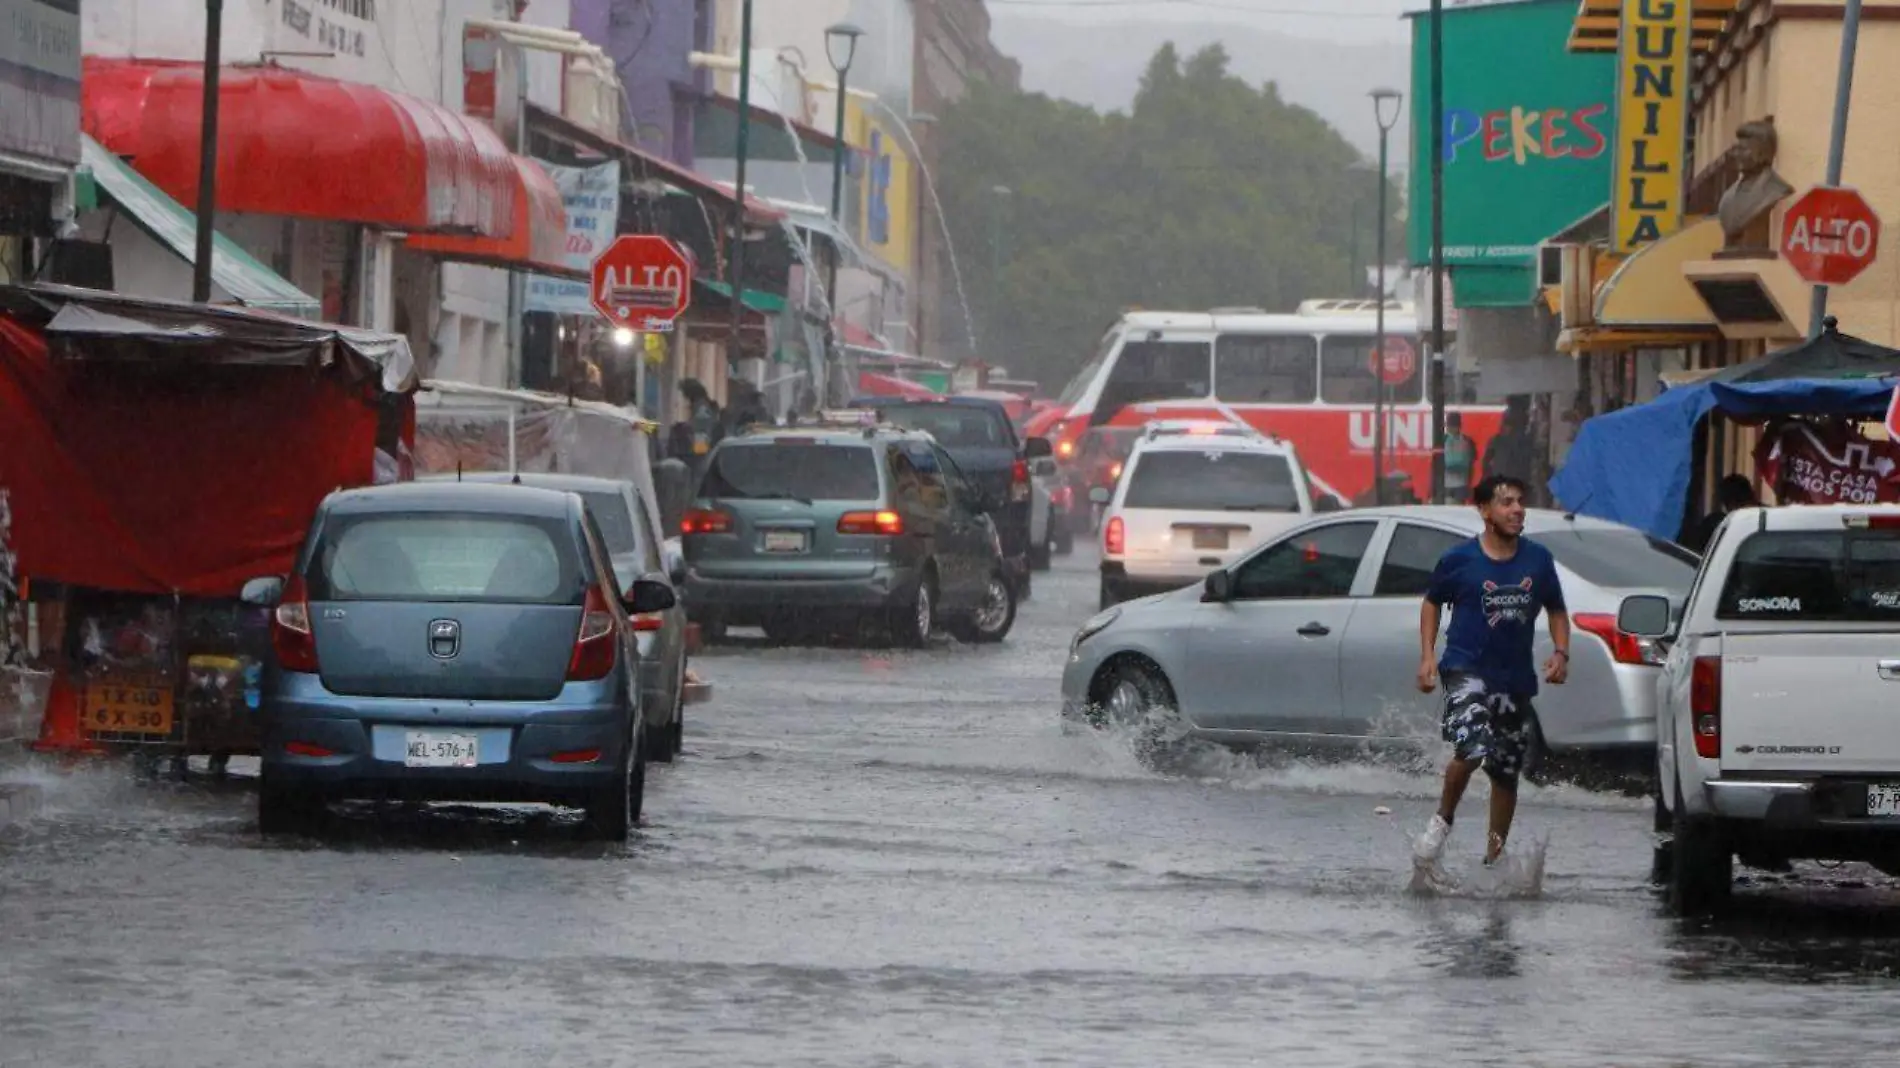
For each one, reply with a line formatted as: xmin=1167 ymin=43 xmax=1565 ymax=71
xmin=728 ymin=0 xmax=755 ymax=380
xmin=1370 ymin=86 xmax=1402 ymax=505
xmin=823 ymin=21 xmax=864 ymax=400
xmin=191 ymin=0 xmax=225 ymax=303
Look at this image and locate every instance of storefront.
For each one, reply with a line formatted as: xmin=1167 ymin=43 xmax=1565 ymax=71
xmin=0 ymin=0 xmax=81 ymax=284
xmin=1547 ymin=0 xmax=1898 ymax=528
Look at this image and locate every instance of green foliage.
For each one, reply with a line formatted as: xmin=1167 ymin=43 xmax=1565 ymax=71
xmin=935 ymin=43 xmax=1402 ymax=391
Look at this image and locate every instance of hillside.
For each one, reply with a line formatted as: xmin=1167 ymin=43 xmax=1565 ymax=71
xmin=989 ymin=12 xmax=1411 ymax=163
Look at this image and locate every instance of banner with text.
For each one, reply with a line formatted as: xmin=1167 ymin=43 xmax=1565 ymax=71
xmin=1755 ymin=419 xmax=1900 ymax=506
xmin=525 ymin=159 xmax=621 ymax=316
xmin=1611 ymin=0 xmax=1690 ymax=252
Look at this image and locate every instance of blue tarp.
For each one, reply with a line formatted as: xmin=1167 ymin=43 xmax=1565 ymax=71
xmin=1549 ymin=376 xmax=1897 ymax=541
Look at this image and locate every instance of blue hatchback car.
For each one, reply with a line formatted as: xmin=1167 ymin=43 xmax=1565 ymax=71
xmin=243 ymin=482 xmax=676 ymax=841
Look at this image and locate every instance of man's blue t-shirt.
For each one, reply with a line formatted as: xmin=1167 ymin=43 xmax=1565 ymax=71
xmin=1426 ymin=536 xmax=1566 ymax=697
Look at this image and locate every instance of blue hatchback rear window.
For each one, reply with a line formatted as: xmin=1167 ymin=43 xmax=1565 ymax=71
xmin=306 ymin=512 xmax=586 ymax=604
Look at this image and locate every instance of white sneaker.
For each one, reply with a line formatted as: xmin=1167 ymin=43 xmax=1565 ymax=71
xmin=1413 ymin=814 xmax=1452 ymax=864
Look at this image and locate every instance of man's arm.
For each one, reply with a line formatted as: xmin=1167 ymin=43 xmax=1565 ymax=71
xmin=1419 ymin=597 xmax=1442 ymax=662
xmin=1543 ymin=553 xmax=1572 ymax=683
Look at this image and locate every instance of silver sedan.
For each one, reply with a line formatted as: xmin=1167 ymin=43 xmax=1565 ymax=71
xmin=1060 ymin=506 xmax=1698 ymax=775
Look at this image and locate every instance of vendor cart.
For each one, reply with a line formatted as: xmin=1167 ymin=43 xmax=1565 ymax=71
xmin=0 ymin=284 xmax=418 ymax=765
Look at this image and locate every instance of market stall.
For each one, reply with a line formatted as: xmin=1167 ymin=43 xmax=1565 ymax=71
xmin=0 ymin=284 xmax=417 ymax=762
xmin=1550 ymin=320 xmax=1900 ymax=541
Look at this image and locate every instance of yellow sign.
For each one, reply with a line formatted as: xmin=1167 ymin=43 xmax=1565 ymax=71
xmin=844 ymin=98 xmax=917 ymax=276
xmin=83 ymin=675 xmax=175 ymax=736
xmin=1611 ymin=0 xmax=1690 ymax=252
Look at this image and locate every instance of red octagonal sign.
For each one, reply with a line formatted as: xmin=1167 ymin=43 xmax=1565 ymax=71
xmin=1781 ymin=185 xmax=1883 ymax=288
xmin=591 ymin=234 xmax=694 ymax=331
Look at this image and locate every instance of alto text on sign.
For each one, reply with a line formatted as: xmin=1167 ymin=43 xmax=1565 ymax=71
xmin=1780 ymin=186 xmax=1883 ymax=288
xmin=590 ymin=234 xmax=694 ymax=332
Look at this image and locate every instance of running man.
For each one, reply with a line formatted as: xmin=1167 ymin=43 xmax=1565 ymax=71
xmin=1412 ymin=475 xmax=1571 ymax=869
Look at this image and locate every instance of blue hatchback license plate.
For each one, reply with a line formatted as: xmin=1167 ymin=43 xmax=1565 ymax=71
xmin=405 ymin=731 xmax=478 ymax=768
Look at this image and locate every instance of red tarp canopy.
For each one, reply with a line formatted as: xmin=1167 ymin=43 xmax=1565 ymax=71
xmin=857 ymin=370 xmax=941 ymax=400
xmin=0 ymin=285 xmax=418 ymax=596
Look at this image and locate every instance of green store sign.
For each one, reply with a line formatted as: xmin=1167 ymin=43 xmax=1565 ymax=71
xmin=1406 ymin=0 xmax=1616 ymax=305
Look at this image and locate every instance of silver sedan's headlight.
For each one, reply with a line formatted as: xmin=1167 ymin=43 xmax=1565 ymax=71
xmin=1070 ymin=607 xmax=1121 ymax=653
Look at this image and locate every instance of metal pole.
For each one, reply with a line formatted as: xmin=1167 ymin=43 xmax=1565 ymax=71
xmin=825 ymin=65 xmax=849 ymax=396
xmin=1808 ymin=0 xmax=1864 ymax=337
xmin=1428 ymin=0 xmax=1448 ymax=503
xmin=190 ymin=0 xmax=224 ymax=304
xmin=727 ymin=0 xmax=754 ymax=375
xmin=1374 ymin=126 xmax=1389 ymax=507
xmin=1349 ymin=194 xmax=1360 ymax=296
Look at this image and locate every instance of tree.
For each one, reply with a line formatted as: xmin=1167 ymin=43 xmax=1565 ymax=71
xmin=933 ymin=43 xmax=1402 ymax=391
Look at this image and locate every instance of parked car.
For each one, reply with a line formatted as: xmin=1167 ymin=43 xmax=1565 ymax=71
xmin=245 ymin=481 xmax=675 ymax=841
xmin=1625 ymin=504 xmax=1900 ymax=915
xmin=1096 ymin=420 xmax=1315 ymax=609
xmin=681 ymin=419 xmax=1017 ymax=647
xmin=1063 ymin=506 xmax=1698 ymax=774
xmin=1027 ymin=455 xmax=1073 ymax=569
xmin=847 ymin=396 xmax=1052 ymax=599
xmin=439 ymin=473 xmax=688 ymax=762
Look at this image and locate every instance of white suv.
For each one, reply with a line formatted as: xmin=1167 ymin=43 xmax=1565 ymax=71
xmin=1096 ymin=420 xmax=1313 ymax=609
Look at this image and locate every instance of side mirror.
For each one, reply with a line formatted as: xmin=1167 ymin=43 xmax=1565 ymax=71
xmin=1617 ymin=593 xmax=1673 ymax=639
xmin=1088 ymin=487 xmax=1111 ymax=504
xmin=240 ymin=576 xmax=285 ymax=608
xmin=626 ymin=577 xmax=678 ymax=615
xmin=1024 ymin=437 xmax=1054 ymax=460
xmin=1202 ymin=570 xmax=1234 ymax=603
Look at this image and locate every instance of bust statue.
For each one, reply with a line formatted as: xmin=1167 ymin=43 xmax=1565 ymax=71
xmin=1717 ymin=118 xmax=1794 ymax=251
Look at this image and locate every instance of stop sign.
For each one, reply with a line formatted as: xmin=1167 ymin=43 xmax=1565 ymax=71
xmin=590 ymin=234 xmax=694 ymax=330
xmin=1780 ymin=186 xmax=1882 ymax=287
xmin=1366 ymin=336 xmax=1417 ymax=386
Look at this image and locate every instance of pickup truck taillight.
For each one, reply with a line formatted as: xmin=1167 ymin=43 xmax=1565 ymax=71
xmin=1690 ymin=655 xmax=1722 ymax=759
xmin=1573 ymin=613 xmax=1666 ymax=666
xmin=1104 ymin=516 xmax=1125 ymax=555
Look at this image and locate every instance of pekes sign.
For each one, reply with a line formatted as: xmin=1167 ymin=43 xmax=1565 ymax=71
xmin=1408 ymin=0 xmax=1616 ymax=270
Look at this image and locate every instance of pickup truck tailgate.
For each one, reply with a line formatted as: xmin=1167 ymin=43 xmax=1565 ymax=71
xmin=1720 ymin=633 xmax=1900 ymax=774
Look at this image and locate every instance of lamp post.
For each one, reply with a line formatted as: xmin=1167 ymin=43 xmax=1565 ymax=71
xmin=191 ymin=0 xmax=224 ymax=303
xmin=989 ymin=184 xmax=1010 ymax=356
xmin=823 ymin=22 xmax=864 ymax=399
xmin=1370 ymin=87 xmax=1402 ymax=505
xmin=1428 ymin=0 xmax=1448 ymax=503
xmin=727 ymin=0 xmax=754 ymax=377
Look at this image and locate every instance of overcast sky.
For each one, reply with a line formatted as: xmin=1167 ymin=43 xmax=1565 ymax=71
xmin=986 ymin=0 xmax=1417 ymax=46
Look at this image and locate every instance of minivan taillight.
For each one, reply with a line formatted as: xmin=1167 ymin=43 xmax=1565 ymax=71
xmin=1104 ymin=516 xmax=1125 ymax=555
xmin=271 ymin=574 xmax=320 ymax=673
xmin=1690 ymin=655 xmax=1721 ymax=759
xmin=567 ymin=586 xmax=618 ymax=681
xmin=839 ymin=510 xmax=904 ymax=535
xmin=682 ymin=508 xmax=732 ymax=535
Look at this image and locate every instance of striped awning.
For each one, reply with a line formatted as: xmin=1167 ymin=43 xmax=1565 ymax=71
xmin=1566 ymin=0 xmax=1740 ymax=54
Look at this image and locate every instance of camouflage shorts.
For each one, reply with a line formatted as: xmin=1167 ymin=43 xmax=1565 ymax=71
xmin=1440 ymin=673 xmax=1532 ymax=787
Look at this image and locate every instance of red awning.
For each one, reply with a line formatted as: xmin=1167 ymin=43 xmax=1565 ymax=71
xmin=857 ymin=370 xmax=941 ymax=400
xmin=404 ymin=156 xmax=573 ymax=275
xmin=84 ymin=57 xmax=517 ymax=237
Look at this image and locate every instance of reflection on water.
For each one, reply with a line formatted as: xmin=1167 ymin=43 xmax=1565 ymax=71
xmin=1669 ymin=880 xmax=1900 ymax=983
xmin=1416 ymin=902 xmax=1524 ymax=980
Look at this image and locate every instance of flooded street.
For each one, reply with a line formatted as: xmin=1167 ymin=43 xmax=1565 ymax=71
xmin=5 ymin=550 xmax=1900 ymax=1067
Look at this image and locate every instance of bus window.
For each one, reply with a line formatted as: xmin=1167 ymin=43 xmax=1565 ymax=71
xmin=1093 ymin=339 xmax=1212 ymax=422
xmin=1214 ymin=335 xmax=1317 ymax=403
xmin=1320 ymin=334 xmax=1422 ymax=405
xmin=1056 ymin=328 xmax=1119 ymax=408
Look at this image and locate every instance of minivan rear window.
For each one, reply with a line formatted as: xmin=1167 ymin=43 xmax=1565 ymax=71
xmin=1538 ymin=528 xmax=1698 ymax=590
xmin=702 ymin=443 xmax=881 ymax=502
xmin=1716 ymin=530 xmax=1900 ymax=621
xmin=307 ymin=513 xmax=584 ymax=604
xmin=1123 ymin=450 xmax=1300 ymax=512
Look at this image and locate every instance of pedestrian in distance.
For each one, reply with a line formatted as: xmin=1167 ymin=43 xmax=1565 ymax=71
xmin=1412 ymin=474 xmax=1572 ymax=871
xmin=1683 ymin=474 xmax=1758 ymax=554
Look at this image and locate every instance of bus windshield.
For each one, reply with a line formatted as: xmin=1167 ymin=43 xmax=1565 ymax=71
xmin=1056 ymin=329 xmax=1118 ymax=408
xmin=1094 ymin=338 xmax=1212 ymax=422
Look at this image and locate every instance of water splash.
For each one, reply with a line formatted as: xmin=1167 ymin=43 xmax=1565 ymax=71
xmin=862 ymin=97 xmax=978 ymax=353
xmin=1408 ymin=833 xmax=1549 ymax=899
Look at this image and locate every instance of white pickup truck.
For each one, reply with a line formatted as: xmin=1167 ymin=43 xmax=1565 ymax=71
xmin=1619 ymin=503 xmax=1900 ymax=916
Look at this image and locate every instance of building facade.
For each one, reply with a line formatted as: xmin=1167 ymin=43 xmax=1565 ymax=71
xmin=0 ymin=0 xmax=82 ymax=283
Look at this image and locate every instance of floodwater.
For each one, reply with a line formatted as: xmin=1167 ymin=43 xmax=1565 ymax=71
xmin=4 ymin=549 xmax=1900 ymax=1067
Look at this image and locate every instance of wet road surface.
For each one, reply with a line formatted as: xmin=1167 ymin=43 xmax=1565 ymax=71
xmin=6 ymin=549 xmax=1900 ymax=1067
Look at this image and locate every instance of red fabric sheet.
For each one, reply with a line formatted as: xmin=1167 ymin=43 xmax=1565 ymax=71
xmin=0 ymin=315 xmax=382 ymax=596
